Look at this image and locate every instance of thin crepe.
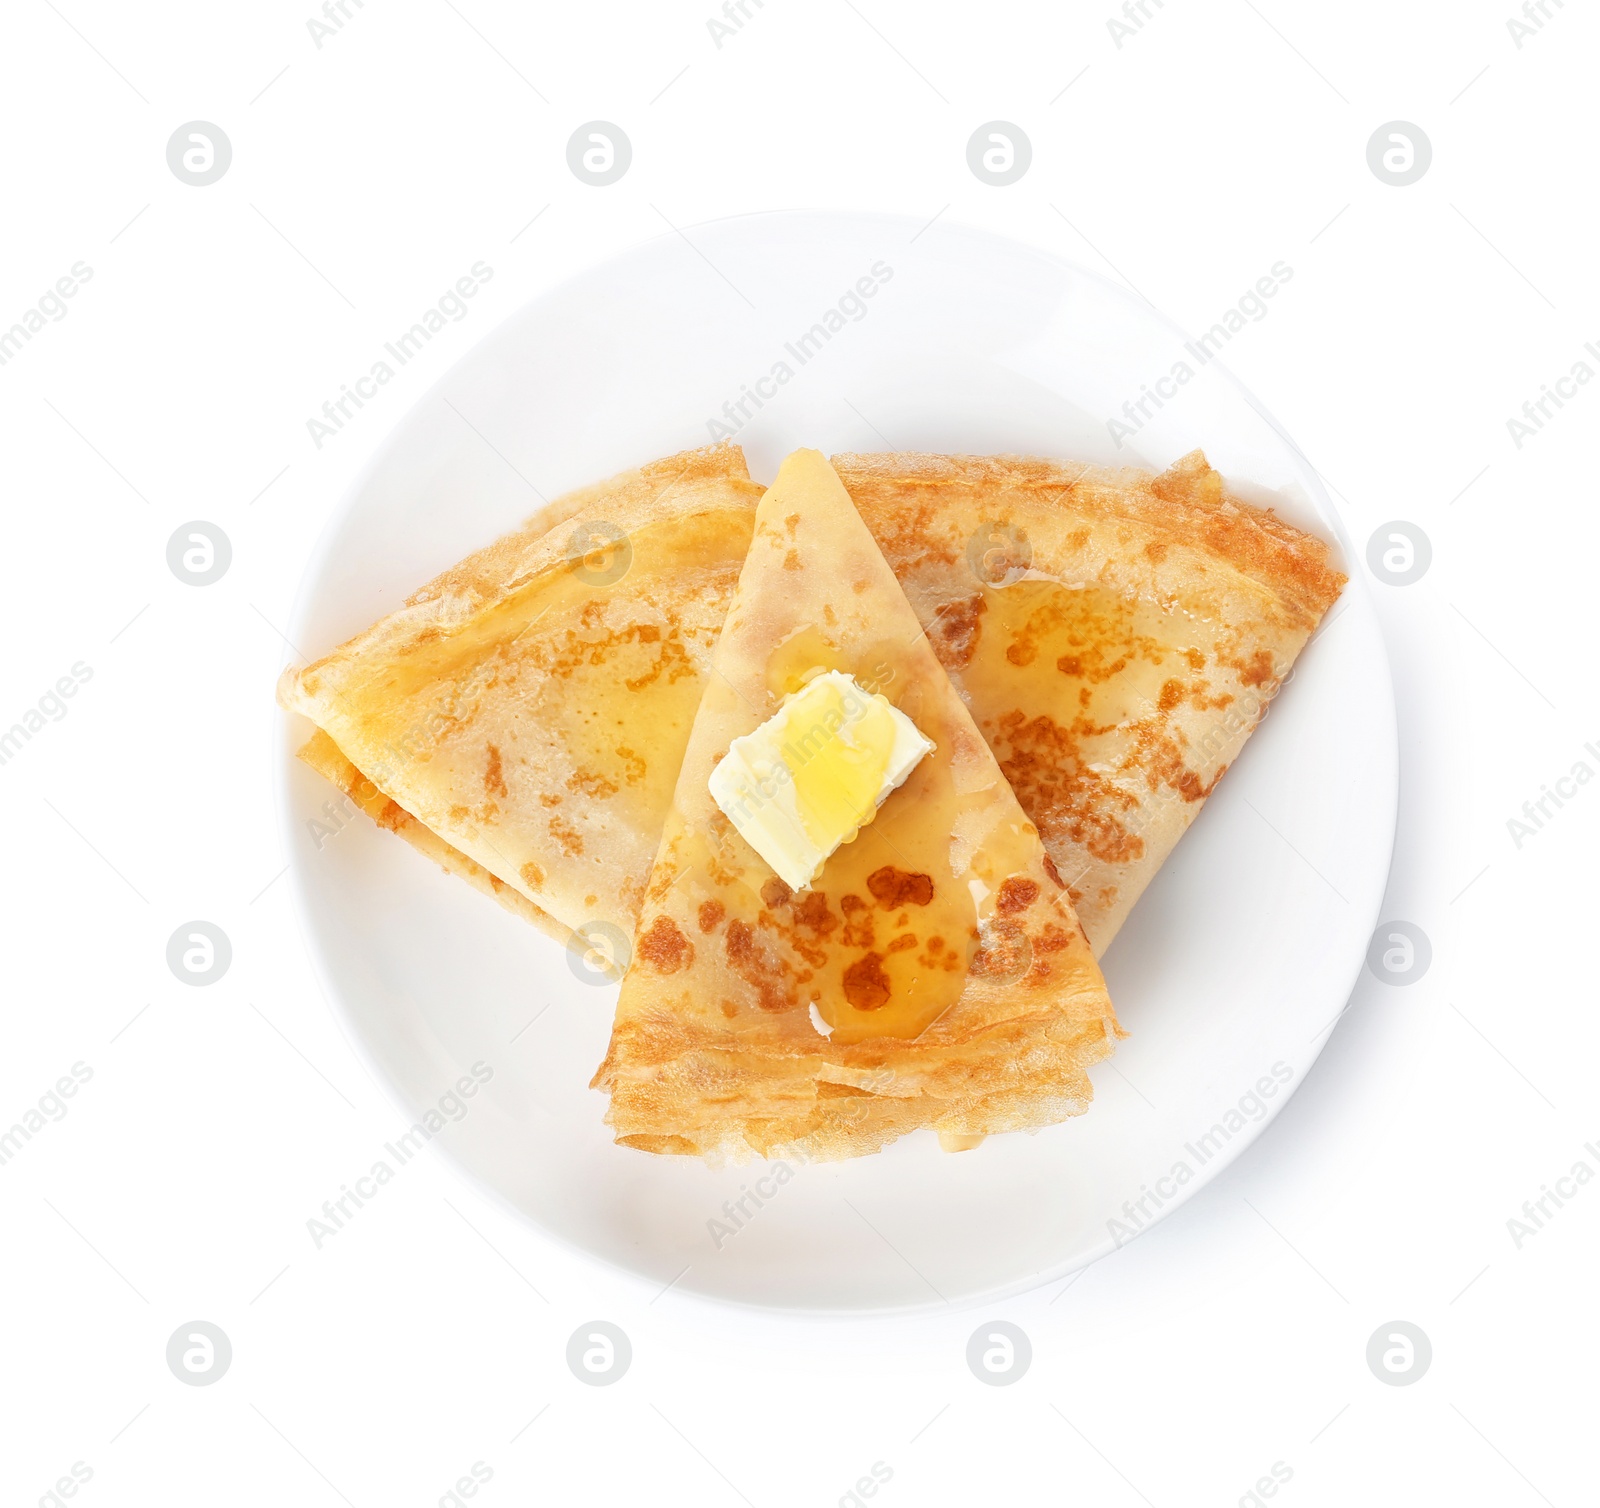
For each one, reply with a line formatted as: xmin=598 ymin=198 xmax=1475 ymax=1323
xmin=282 ymin=446 xmax=1342 ymax=959
xmin=278 ymin=443 xmax=763 ymax=937
xmin=838 ymin=450 xmax=1345 ymax=950
xmin=591 ymin=450 xmax=1121 ymax=1162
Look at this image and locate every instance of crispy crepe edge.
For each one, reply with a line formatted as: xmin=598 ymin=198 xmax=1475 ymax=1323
xmin=295 ymin=728 xmax=575 ymax=948
xmin=278 ymin=441 xmax=756 ymax=716
xmin=832 ymin=448 xmax=1346 ymax=628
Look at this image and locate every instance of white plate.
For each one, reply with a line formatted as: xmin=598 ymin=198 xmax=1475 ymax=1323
xmin=280 ymin=211 xmax=1396 ymax=1313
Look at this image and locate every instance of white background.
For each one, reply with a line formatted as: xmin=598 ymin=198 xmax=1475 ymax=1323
xmin=2 ymin=1 xmax=1595 ymax=1504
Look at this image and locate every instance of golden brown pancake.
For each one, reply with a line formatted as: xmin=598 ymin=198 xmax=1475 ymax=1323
xmin=282 ymin=446 xmax=1342 ymax=963
xmin=591 ymin=450 xmax=1120 ymax=1162
xmin=837 ymin=450 xmax=1345 ymax=951
xmin=297 ymin=727 xmax=566 ymax=941
xmin=278 ymin=444 xmax=763 ymax=939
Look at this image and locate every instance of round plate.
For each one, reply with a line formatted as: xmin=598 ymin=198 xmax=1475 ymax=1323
xmin=280 ymin=211 xmax=1396 ymax=1313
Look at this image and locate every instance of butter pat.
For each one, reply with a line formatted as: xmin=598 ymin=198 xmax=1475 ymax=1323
xmin=709 ymin=670 xmax=933 ymax=891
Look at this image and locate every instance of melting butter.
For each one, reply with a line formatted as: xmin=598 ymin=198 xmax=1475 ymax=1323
xmin=708 ymin=670 xmax=933 ymax=892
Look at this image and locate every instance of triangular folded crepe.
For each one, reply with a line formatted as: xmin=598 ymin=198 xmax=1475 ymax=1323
xmin=591 ymin=450 xmax=1121 ymax=1161
xmin=278 ymin=444 xmax=762 ymax=938
xmin=836 ymin=451 xmax=1345 ymax=952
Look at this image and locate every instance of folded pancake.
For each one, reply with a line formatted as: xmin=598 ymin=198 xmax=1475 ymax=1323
xmin=282 ymin=445 xmax=1342 ymax=964
xmin=278 ymin=443 xmax=763 ymax=938
xmin=836 ymin=451 xmax=1346 ymax=952
xmin=298 ymin=726 xmax=566 ymax=941
xmin=591 ymin=450 xmax=1121 ymax=1162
